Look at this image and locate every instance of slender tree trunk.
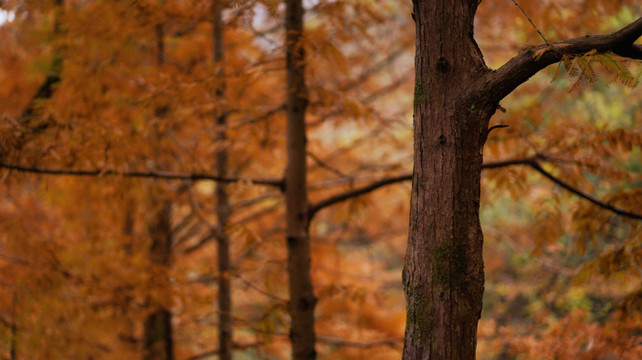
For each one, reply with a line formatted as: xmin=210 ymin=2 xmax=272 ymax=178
xmin=285 ymin=0 xmax=316 ymax=359
xmin=403 ymin=1 xmax=494 ymax=358
xmin=143 ymin=20 xmax=174 ymax=360
xmin=10 ymin=292 xmax=17 ymax=360
xmin=212 ymin=3 xmax=233 ymax=360
xmin=144 ymin=198 xmax=174 ymax=360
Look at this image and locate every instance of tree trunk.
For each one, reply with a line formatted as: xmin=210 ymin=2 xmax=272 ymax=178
xmin=143 ymin=21 xmax=174 ymax=360
xmin=212 ymin=2 xmax=233 ymax=359
xmin=143 ymin=309 xmax=173 ymax=360
xmin=403 ymin=1 xmax=495 ymax=358
xmin=10 ymin=292 xmax=17 ymax=360
xmin=144 ymin=199 xmax=174 ymax=360
xmin=285 ymin=0 xmax=317 ymax=359
xmin=405 ymin=7 xmax=642 ymax=359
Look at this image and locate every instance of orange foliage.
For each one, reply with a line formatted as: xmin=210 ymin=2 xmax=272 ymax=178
xmin=0 ymin=0 xmax=641 ymax=358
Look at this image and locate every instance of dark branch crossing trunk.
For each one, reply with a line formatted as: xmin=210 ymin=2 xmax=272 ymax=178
xmin=285 ymin=0 xmax=317 ymax=358
xmin=212 ymin=2 xmax=233 ymax=359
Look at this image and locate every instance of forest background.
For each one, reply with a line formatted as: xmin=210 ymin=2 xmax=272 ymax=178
xmin=0 ymin=0 xmax=641 ymax=359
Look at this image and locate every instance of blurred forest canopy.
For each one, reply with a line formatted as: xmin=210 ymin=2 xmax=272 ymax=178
xmin=0 ymin=0 xmax=641 ymax=359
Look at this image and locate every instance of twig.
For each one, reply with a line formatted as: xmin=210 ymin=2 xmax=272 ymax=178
xmin=234 ymin=274 xmax=288 ymax=302
xmin=510 ymin=0 xmax=550 ymax=45
xmin=307 ymin=151 xmax=349 ymax=178
xmin=317 ymin=335 xmax=403 ymax=349
xmin=487 ymin=124 xmax=509 ymax=136
xmin=0 ymin=162 xmax=283 ymax=188
xmin=525 ymin=160 xmax=642 ymax=220
xmin=309 ymin=157 xmax=642 ymax=221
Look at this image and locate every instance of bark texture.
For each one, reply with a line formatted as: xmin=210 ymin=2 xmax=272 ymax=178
xmin=285 ymin=0 xmax=317 ymax=359
xmin=212 ymin=2 xmax=233 ymax=359
xmin=403 ymin=1 xmax=493 ymax=359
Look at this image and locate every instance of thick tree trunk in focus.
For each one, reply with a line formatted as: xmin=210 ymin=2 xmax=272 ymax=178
xmin=403 ymin=1 xmax=495 ymax=359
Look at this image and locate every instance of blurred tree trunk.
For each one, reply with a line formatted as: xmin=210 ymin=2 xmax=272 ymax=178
xmin=10 ymin=293 xmax=17 ymax=360
xmin=285 ymin=0 xmax=316 ymax=359
xmin=144 ymin=198 xmax=174 ymax=360
xmin=143 ymin=20 xmax=174 ymax=360
xmin=212 ymin=2 xmax=233 ymax=359
xmin=403 ymin=1 xmax=491 ymax=358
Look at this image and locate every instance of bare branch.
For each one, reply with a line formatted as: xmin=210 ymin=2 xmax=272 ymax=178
xmin=308 ymin=173 xmax=411 ymax=218
xmin=316 ymin=335 xmax=403 ymax=349
xmin=525 ymin=160 xmax=642 ymax=221
xmin=509 ymin=0 xmax=550 ymax=45
xmin=486 ymin=17 xmax=642 ymax=102
xmin=308 ymin=158 xmax=534 ymax=217
xmin=0 ymin=162 xmax=283 ymax=188
xmin=487 ymin=124 xmax=509 ymax=136
xmin=3 ymin=157 xmax=639 ymax=221
xmin=187 ymin=335 xmax=401 ymax=360
xmin=308 ymin=157 xmax=642 ymax=221
xmin=307 ymin=150 xmax=349 ymax=178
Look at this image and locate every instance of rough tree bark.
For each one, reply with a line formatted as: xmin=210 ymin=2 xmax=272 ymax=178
xmin=285 ymin=0 xmax=317 ymax=359
xmin=404 ymin=1 xmax=642 ymax=358
xmin=403 ymin=2 xmax=491 ymax=359
xmin=212 ymin=2 xmax=233 ymax=359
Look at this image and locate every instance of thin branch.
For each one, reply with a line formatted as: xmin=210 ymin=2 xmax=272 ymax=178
xmin=182 ymin=232 xmax=216 ymax=254
xmin=308 ymin=70 xmax=412 ymax=127
xmin=308 ymin=173 xmax=410 ymax=218
xmin=0 ymin=162 xmax=283 ymax=188
xmin=308 ymin=157 xmax=642 ymax=221
xmin=230 ymin=104 xmax=285 ymax=130
xmin=316 ymin=335 xmax=403 ymax=349
xmin=341 ymin=45 xmax=410 ymax=92
xmin=509 ymin=0 xmax=550 ymax=45
xmin=187 ymin=334 xmax=402 ymax=360
xmin=234 ymin=274 xmax=288 ymax=302
xmin=487 ymin=124 xmax=509 ymax=136
xmin=525 ymin=160 xmax=642 ymax=220
xmin=308 ymin=158 xmax=534 ymax=217
xmin=170 ymin=211 xmax=196 ymax=237
xmin=307 ymin=150 xmax=349 ymax=179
